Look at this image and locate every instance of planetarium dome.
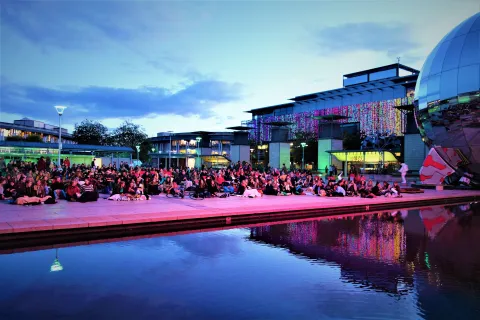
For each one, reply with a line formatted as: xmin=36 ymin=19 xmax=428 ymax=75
xmin=414 ymin=12 xmax=480 ymax=184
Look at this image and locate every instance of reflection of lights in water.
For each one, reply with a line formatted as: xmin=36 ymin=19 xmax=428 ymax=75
xmin=425 ymin=252 xmax=431 ymax=270
xmin=50 ymin=259 xmax=63 ymax=272
xmin=50 ymin=249 xmax=63 ymax=272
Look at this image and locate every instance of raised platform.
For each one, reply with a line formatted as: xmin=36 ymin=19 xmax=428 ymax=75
xmin=0 ymin=190 xmax=479 ymax=250
xmin=0 ymin=190 xmax=480 ymax=252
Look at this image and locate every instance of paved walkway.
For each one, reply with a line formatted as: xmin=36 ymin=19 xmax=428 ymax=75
xmin=1 ymin=189 xmax=479 ymax=235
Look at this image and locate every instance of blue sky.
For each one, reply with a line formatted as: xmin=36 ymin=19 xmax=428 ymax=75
xmin=1 ymin=0 xmax=478 ymax=136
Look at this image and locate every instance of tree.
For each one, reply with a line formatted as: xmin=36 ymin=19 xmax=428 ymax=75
xmin=291 ymin=131 xmax=318 ymax=170
xmin=343 ymin=132 xmax=363 ymax=150
xmin=5 ymin=136 xmax=24 ymax=141
xmin=139 ymin=140 xmax=152 ymax=163
xmin=110 ymin=120 xmax=149 ymax=151
xmin=73 ymin=120 xmax=110 ymax=145
xmin=25 ymin=134 xmax=43 ymax=142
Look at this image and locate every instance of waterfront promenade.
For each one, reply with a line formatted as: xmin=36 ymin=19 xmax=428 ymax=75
xmin=1 ymin=190 xmax=479 ymax=238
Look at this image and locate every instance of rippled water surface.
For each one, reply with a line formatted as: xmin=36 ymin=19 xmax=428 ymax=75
xmin=1 ymin=203 xmax=480 ymax=319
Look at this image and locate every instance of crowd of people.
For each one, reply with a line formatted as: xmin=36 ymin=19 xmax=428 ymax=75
xmin=0 ymin=156 xmax=402 ymax=206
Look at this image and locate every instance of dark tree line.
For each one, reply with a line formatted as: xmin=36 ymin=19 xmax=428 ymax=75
xmin=73 ymin=119 xmax=151 ymax=161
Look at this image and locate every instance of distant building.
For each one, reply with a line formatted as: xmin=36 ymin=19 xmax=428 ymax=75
xmin=0 ymin=119 xmax=133 ymax=166
xmin=245 ymin=63 xmax=418 ymax=141
xmin=243 ymin=63 xmax=426 ymax=171
xmin=0 ymin=118 xmax=75 ymax=144
xmin=149 ymin=131 xmax=234 ymax=168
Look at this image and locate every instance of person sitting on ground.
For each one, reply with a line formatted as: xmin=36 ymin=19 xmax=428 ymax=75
xmin=66 ymin=179 xmax=81 ymax=201
xmin=333 ymin=184 xmax=346 ymax=197
xmin=163 ymin=177 xmax=174 ymax=195
xmin=4 ymin=180 xmax=17 ymax=199
xmin=127 ymin=181 xmax=137 ymax=196
xmin=0 ymin=177 xmax=6 ymax=200
xmin=14 ymin=180 xmax=53 ymax=205
xmin=279 ymin=178 xmax=293 ymax=195
xmin=50 ymin=176 xmax=67 ymax=200
xmin=371 ymin=182 xmax=385 ymax=197
xmin=78 ymin=178 xmax=98 ymax=202
xmin=313 ymin=179 xmax=324 ymax=195
xmin=34 ymin=180 xmax=47 ymax=198
xmin=206 ymin=177 xmax=219 ymax=197
xmin=237 ymin=178 xmax=262 ymax=198
xmin=324 ymin=181 xmax=336 ymax=197
xmin=391 ymin=181 xmax=402 ymax=198
xmin=263 ymin=179 xmax=278 ymax=196
xmin=346 ymin=180 xmax=358 ymax=197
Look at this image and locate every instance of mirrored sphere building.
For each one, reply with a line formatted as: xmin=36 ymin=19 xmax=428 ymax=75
xmin=414 ymin=12 xmax=480 ymax=184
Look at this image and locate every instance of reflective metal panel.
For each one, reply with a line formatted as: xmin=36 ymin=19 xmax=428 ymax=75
xmin=415 ymin=13 xmax=480 ymax=183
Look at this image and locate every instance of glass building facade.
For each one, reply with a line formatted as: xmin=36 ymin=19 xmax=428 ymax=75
xmin=245 ymin=64 xmax=419 ymax=142
xmin=414 ymin=12 xmax=480 ymax=182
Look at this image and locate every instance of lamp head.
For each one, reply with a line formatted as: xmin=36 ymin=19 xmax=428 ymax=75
xmin=135 ymin=145 xmax=140 ymax=152
xmin=300 ymin=142 xmax=308 ymax=147
xmin=196 ymin=137 xmax=202 ymax=142
xmin=151 ymin=148 xmax=155 ymax=152
xmin=54 ymin=105 xmax=67 ymax=115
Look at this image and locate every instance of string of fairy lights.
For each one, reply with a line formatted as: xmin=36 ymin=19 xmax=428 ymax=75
xmin=249 ymin=96 xmax=413 ymax=142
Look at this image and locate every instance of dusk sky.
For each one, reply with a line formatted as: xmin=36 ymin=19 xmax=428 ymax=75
xmin=1 ymin=0 xmax=478 ymax=136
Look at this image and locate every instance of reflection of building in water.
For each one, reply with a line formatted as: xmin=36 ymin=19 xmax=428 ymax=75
xmin=404 ymin=203 xmax=480 ymax=320
xmin=250 ymin=203 xmax=480 ymax=313
xmin=250 ymin=217 xmax=411 ymax=294
xmin=338 ymin=219 xmax=405 ymax=263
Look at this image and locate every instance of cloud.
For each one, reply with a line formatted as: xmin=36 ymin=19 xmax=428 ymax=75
xmin=1 ymin=0 xmax=142 ymax=50
xmin=315 ymin=22 xmax=419 ymax=57
xmin=0 ymin=78 xmax=243 ymax=125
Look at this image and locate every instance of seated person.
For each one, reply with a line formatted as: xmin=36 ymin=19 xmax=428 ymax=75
xmin=66 ymin=179 xmax=81 ymax=201
xmin=222 ymin=181 xmax=235 ymax=194
xmin=15 ymin=180 xmax=53 ymax=205
xmin=4 ymin=180 xmax=17 ymax=199
xmin=206 ymin=178 xmax=219 ymax=197
xmin=332 ymin=184 xmax=346 ymax=197
xmin=263 ymin=179 xmax=278 ymax=196
xmin=278 ymin=179 xmax=293 ymax=195
xmin=313 ymin=180 xmax=324 ymax=195
xmin=34 ymin=180 xmax=47 ymax=198
xmin=371 ymin=182 xmax=383 ymax=196
xmin=50 ymin=176 xmax=67 ymax=200
xmin=78 ymin=178 xmax=98 ymax=202
xmin=390 ymin=181 xmax=402 ymax=197
xmin=163 ymin=179 xmax=183 ymax=198
xmin=163 ymin=177 xmax=174 ymax=194
xmin=195 ymin=177 xmax=207 ymax=193
xmin=237 ymin=179 xmax=262 ymax=198
xmin=346 ymin=180 xmax=358 ymax=196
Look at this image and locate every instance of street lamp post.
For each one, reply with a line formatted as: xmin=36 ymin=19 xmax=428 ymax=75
xmin=54 ymin=106 xmax=67 ymax=168
xmin=167 ymin=131 xmax=174 ymax=169
xmin=135 ymin=145 xmax=140 ymax=164
xmin=196 ymin=136 xmax=202 ymax=168
xmin=300 ymin=142 xmax=308 ymax=170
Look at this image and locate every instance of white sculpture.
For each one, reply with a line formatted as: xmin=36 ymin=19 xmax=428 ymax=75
xmin=399 ymin=163 xmax=409 ymax=184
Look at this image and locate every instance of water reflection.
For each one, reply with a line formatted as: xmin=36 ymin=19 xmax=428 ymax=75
xmin=250 ymin=203 xmax=480 ymax=318
xmin=1 ymin=204 xmax=479 ymax=319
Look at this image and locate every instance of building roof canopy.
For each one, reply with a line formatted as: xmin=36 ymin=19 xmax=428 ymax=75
xmin=0 ymin=141 xmax=133 ymax=152
xmin=327 ymin=150 xmax=398 ymax=163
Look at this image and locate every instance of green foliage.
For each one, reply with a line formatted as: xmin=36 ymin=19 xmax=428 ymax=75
xmin=139 ymin=140 xmax=152 ymax=162
xmin=25 ymin=134 xmax=43 ymax=142
xmin=291 ymin=131 xmax=318 ymax=169
xmin=73 ymin=119 xmax=110 ymax=145
xmin=5 ymin=136 xmax=24 ymax=141
xmin=343 ymin=132 xmax=362 ymax=150
xmin=110 ymin=120 xmax=148 ymax=150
